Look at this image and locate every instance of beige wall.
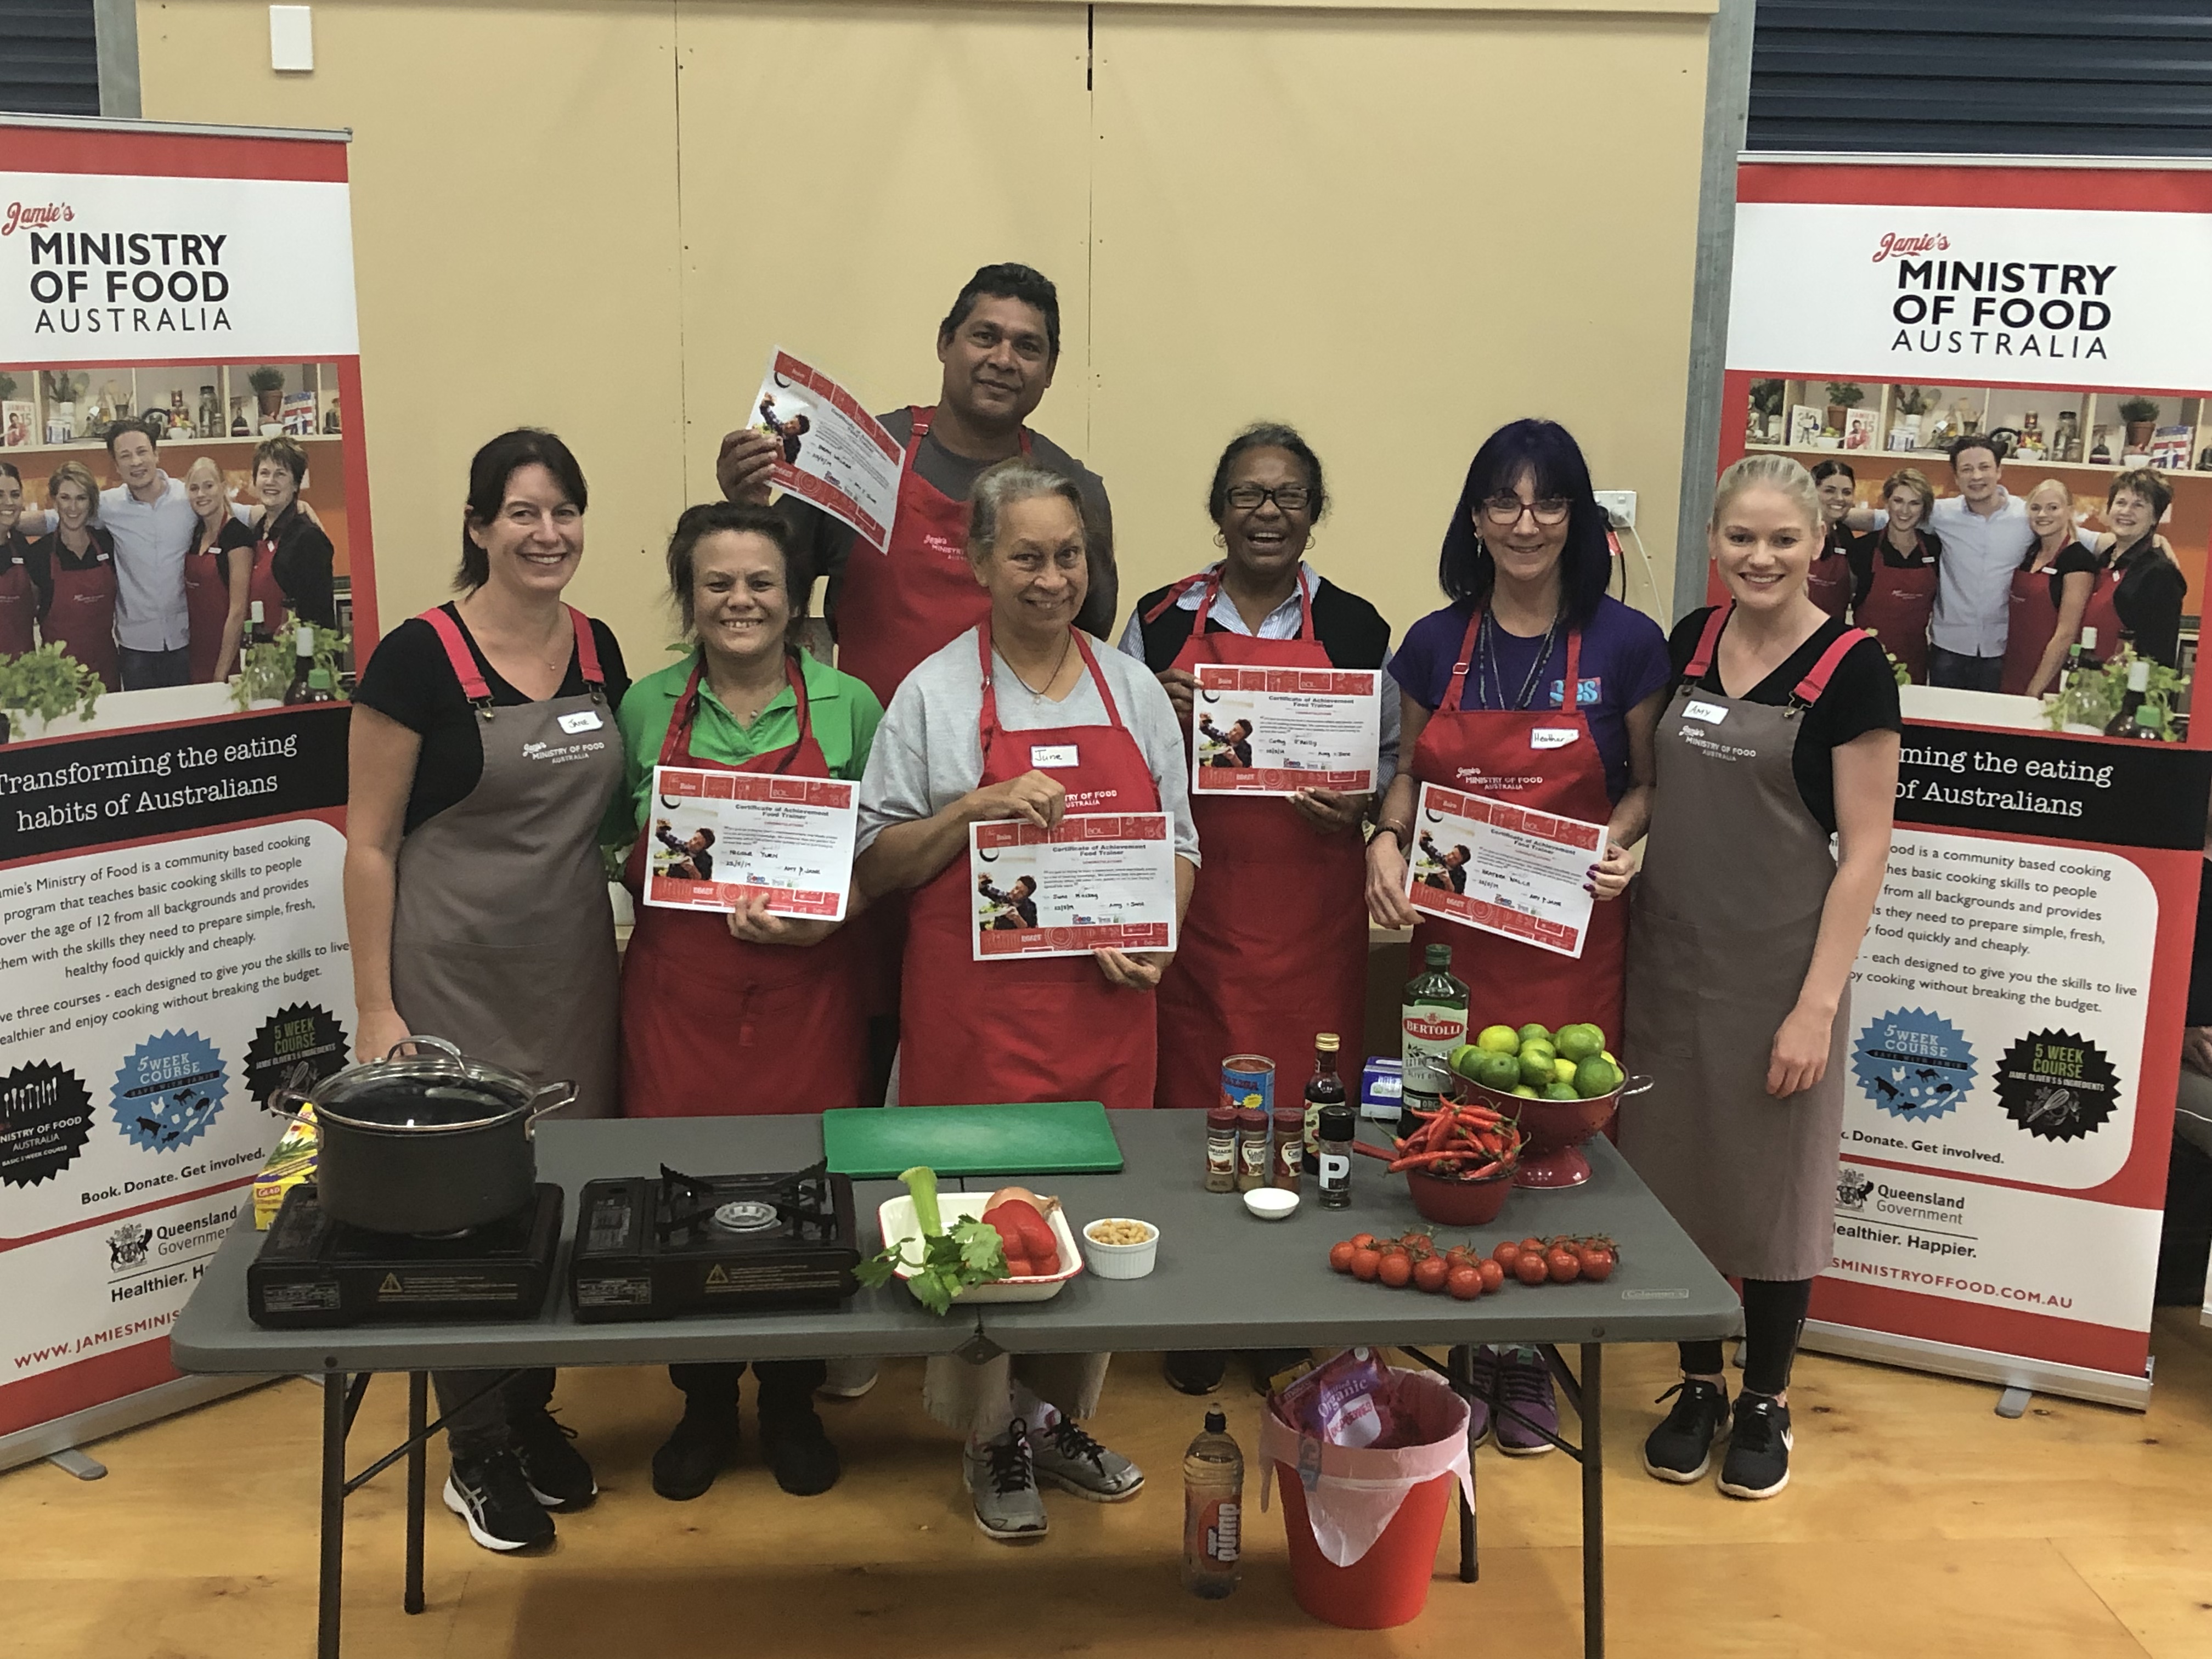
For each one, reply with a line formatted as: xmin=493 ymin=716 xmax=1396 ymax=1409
xmin=138 ymin=0 xmax=1711 ymax=667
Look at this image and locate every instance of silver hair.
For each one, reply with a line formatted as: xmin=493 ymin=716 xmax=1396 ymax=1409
xmin=1708 ymin=452 xmax=1821 ymax=535
xmin=967 ymin=459 xmax=1086 ymax=558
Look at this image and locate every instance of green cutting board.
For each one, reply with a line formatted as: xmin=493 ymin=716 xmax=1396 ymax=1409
xmin=821 ymin=1102 xmax=1124 ymax=1179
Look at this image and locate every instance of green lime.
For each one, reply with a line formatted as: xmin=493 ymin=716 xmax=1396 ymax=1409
xmin=1449 ymin=1043 xmax=1485 ymax=1079
xmin=1542 ymin=1081 xmax=1581 ymax=1101
xmin=1556 ymin=1024 xmax=1604 ymax=1063
xmin=1517 ymin=1043 xmax=1557 ymax=1087
xmin=1515 ymin=1023 xmax=1553 ymax=1048
xmin=1553 ymin=1056 xmax=1579 ymax=1085
xmin=1476 ymin=1025 xmax=1520 ymax=1055
xmin=1601 ymin=1050 xmax=1618 ymax=1068
xmin=1575 ymin=1056 xmax=1623 ymax=1099
xmin=1476 ymin=1052 xmax=1523 ymax=1093
xmin=1512 ymin=1084 xmax=1539 ymax=1098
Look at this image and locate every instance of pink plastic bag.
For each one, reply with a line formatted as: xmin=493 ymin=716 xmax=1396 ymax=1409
xmin=1259 ymin=1367 xmax=1474 ymax=1568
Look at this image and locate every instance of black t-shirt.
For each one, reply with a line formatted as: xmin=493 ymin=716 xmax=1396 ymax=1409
xmin=2018 ymin=538 xmax=2102 ymax=611
xmin=353 ymin=602 xmax=630 ymax=834
xmin=262 ymin=506 xmax=338 ymax=628
xmin=1846 ymin=526 xmax=1941 ymax=611
xmin=1667 ymin=607 xmax=1902 ymax=834
xmin=2 ymin=529 xmax=42 ymax=614
xmin=1128 ymin=572 xmax=1392 ymax=673
xmin=2109 ymin=535 xmax=2188 ymax=667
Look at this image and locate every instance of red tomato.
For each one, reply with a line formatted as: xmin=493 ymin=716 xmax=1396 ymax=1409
xmin=1329 ymin=1241 xmax=1358 ymax=1274
xmin=1352 ymin=1248 xmax=1383 ymax=1282
xmin=1546 ymin=1246 xmax=1581 ymax=1283
xmin=1401 ymin=1232 xmax=1435 ymax=1256
xmin=1518 ymin=1236 xmax=1546 ymax=1257
xmin=1350 ymin=1233 xmax=1378 ymax=1251
xmin=1379 ymin=1252 xmax=1414 ymax=1289
xmin=1414 ymin=1255 xmax=1451 ymax=1294
xmin=1491 ymin=1240 xmax=1522 ymax=1266
xmin=1577 ymin=1245 xmax=1617 ymax=1282
xmin=1447 ymin=1265 xmax=1482 ymax=1300
xmin=1477 ymin=1258 xmax=1506 ymax=1294
xmin=1513 ymin=1251 xmax=1550 ymax=1285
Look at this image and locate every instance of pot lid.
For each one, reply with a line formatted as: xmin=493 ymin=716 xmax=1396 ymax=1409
xmin=308 ymin=1036 xmax=543 ymax=1132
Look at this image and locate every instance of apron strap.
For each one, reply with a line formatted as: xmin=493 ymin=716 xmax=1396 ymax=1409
xmin=420 ymin=606 xmax=493 ymax=708
xmin=1437 ymin=605 xmax=1485 ymax=715
xmin=1684 ymin=603 xmax=1733 ymax=679
xmin=910 ymin=404 xmax=1032 ymax=466
xmin=1558 ymin=628 xmax=1582 ymax=712
xmin=977 ymin=623 xmax=1127 ymax=757
xmin=565 ymin=605 xmax=605 ymax=687
xmin=664 ymin=652 xmax=813 ymax=772
xmin=1141 ymin=571 xmax=1210 ymax=626
xmin=1794 ymin=628 xmax=1870 ymax=705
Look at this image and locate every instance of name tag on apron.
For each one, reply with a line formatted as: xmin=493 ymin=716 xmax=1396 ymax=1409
xmin=558 ymin=710 xmax=604 ymax=734
xmin=1031 ymin=743 xmax=1079 ymax=768
xmin=1683 ymin=701 xmax=1729 ymax=724
xmin=1530 ymin=727 xmax=1579 ymax=750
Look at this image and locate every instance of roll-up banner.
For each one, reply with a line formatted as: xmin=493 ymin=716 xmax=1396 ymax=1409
xmin=1717 ymin=154 xmax=2212 ymax=1407
xmin=0 ymin=118 xmax=371 ymax=1468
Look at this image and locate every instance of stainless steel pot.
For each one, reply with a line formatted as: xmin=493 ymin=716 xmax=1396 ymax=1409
xmin=273 ymin=1036 xmax=574 ymax=1235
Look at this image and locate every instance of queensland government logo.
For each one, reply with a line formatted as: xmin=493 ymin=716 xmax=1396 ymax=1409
xmin=1852 ymin=1008 xmax=1975 ymax=1121
xmin=1837 ymin=1169 xmax=1875 ymax=1211
xmin=107 ymin=1223 xmax=152 ymax=1271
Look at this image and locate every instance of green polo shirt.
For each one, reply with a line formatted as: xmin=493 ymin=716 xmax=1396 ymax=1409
xmin=608 ymin=648 xmax=884 ymax=846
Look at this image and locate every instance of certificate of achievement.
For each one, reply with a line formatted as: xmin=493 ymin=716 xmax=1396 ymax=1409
xmin=968 ymin=813 xmax=1178 ymax=961
xmin=641 ymin=765 xmax=859 ymax=921
xmin=752 ymin=347 xmax=902 ymax=554
xmin=1405 ymin=782 xmax=1603 ymax=958
xmin=1190 ymin=664 xmax=1381 ymax=795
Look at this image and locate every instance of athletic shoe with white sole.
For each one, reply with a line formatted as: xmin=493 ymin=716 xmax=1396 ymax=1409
xmin=1492 ymin=1347 xmax=1560 ymax=1457
xmin=1717 ymin=1393 xmax=1792 ymax=1499
xmin=966 ymin=1421 xmax=1048 ymax=1541
xmin=443 ymin=1451 xmax=555 ymax=1551
xmin=510 ymin=1404 xmax=596 ymax=1511
xmin=1030 ymin=1415 xmax=1144 ymax=1501
xmin=817 ymin=1356 xmax=880 ymax=1401
xmin=1643 ymin=1378 xmax=1730 ymax=1483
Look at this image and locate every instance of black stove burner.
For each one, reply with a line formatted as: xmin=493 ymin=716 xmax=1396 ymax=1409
xmin=570 ymin=1161 xmax=860 ymax=1322
xmin=246 ymin=1184 xmax=563 ymax=1329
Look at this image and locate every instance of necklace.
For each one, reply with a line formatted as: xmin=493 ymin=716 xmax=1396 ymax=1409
xmin=1477 ymin=606 xmax=1562 ymax=712
xmin=1006 ymin=630 xmax=1075 ymax=701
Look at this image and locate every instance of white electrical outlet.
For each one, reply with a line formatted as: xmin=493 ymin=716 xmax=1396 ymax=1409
xmin=1595 ymin=489 xmax=1637 ymax=529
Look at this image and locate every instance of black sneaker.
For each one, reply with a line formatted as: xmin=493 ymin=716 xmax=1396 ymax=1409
xmin=651 ymin=1403 xmax=739 ymax=1502
xmin=1247 ymin=1350 xmax=1311 ymax=1395
xmin=511 ymin=1404 xmax=597 ymax=1511
xmin=759 ymin=1406 xmax=842 ymax=1497
xmin=1718 ymin=1393 xmax=1792 ymax=1500
xmin=1643 ymin=1379 xmax=1729 ymax=1483
xmin=443 ymin=1450 xmax=555 ymax=1551
xmin=1164 ymin=1352 xmax=1227 ymax=1395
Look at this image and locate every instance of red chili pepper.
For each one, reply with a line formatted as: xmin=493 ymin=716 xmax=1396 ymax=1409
xmin=1352 ymin=1140 xmax=1397 ymax=1161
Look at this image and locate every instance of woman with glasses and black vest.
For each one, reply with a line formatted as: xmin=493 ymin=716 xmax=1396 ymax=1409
xmin=1365 ymin=418 xmax=1671 ymax=1459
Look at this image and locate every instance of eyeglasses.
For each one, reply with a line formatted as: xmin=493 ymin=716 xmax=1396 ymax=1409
xmin=1223 ymin=483 xmax=1313 ymax=513
xmin=1480 ymin=495 xmax=1573 ymax=527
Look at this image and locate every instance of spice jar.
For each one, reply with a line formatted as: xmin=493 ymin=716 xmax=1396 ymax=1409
xmin=1269 ymin=1102 xmax=1305 ymax=1190
xmin=1204 ymin=1104 xmax=1238 ymax=1193
xmin=1235 ymin=1106 xmax=1268 ymax=1191
xmin=1317 ymin=1103 xmax=1355 ymax=1210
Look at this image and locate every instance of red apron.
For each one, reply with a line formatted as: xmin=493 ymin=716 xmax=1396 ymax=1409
xmin=1805 ymin=533 xmax=1853 ymax=620
xmin=0 ymin=540 xmax=34 ymax=657
xmin=832 ymin=406 xmax=1030 ymax=708
xmin=247 ymin=529 xmax=288 ymax=629
xmin=1406 ymin=608 xmax=1627 ymax=1047
xmin=900 ymin=625 xmax=1164 ymax=1113
xmin=1854 ymin=534 xmax=1937 ymax=684
xmin=183 ymin=537 xmax=241 ymax=682
xmin=618 ymin=654 xmax=871 ymax=1116
xmin=2001 ymin=555 xmax=2064 ymax=696
xmin=2079 ymin=550 xmax=2124 ymax=653
xmin=1144 ymin=570 xmax=1369 ymax=1111
xmin=43 ymin=545 xmax=119 ymax=690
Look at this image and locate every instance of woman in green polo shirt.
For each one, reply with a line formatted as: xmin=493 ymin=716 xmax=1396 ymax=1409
xmin=612 ymin=500 xmax=882 ymax=1505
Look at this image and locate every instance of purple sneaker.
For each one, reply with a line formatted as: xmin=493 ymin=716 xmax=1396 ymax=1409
xmin=1492 ymin=1348 xmax=1559 ymax=1457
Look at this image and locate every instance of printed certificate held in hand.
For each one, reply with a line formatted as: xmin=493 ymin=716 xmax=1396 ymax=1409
xmin=1406 ymin=782 xmax=1604 ymax=958
xmin=753 ymin=347 xmax=902 ymax=553
xmin=969 ymin=814 xmax=1178 ymax=961
xmin=642 ymin=766 xmax=860 ymax=921
xmin=1190 ymin=664 xmax=1381 ymax=796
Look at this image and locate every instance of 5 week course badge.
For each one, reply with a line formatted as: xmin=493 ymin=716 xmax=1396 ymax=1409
xmin=110 ymin=1030 xmax=228 ymax=1153
xmin=1996 ymin=1030 xmax=2119 ymax=1142
xmin=1851 ymin=1007 xmax=1976 ymax=1121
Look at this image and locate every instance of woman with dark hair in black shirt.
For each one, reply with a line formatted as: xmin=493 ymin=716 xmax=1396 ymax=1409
xmin=2101 ymin=469 xmax=2187 ymax=668
xmin=1805 ymin=459 xmax=1857 ymax=619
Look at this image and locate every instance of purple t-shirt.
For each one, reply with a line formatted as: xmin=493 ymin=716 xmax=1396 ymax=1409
xmin=1389 ymin=595 xmax=1672 ymax=803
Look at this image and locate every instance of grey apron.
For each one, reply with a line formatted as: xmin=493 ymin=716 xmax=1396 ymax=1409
xmin=390 ymin=607 xmax=623 ymax=1119
xmin=1618 ymin=615 xmax=1867 ymax=1282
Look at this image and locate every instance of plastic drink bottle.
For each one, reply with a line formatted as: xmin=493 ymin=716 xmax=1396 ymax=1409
xmin=1182 ymin=1407 xmax=1244 ymax=1599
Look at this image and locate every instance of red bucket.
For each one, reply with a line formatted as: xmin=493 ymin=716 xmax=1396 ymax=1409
xmin=1274 ymin=1463 xmax=1455 ymax=1629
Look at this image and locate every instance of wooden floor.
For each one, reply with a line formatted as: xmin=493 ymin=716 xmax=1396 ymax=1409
xmin=8 ymin=1311 xmax=2212 ymax=1659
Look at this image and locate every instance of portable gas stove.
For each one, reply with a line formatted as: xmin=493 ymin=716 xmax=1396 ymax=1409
xmin=246 ymin=1183 xmax=564 ymax=1329
xmin=569 ymin=1161 xmax=861 ymax=1321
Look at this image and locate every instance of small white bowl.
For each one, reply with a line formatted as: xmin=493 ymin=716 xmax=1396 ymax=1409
xmin=1081 ymin=1217 xmax=1159 ymax=1279
xmin=1243 ymin=1187 xmax=1300 ymax=1221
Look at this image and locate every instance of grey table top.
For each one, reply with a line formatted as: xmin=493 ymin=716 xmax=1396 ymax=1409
xmin=173 ymin=1111 xmax=1740 ymax=1377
